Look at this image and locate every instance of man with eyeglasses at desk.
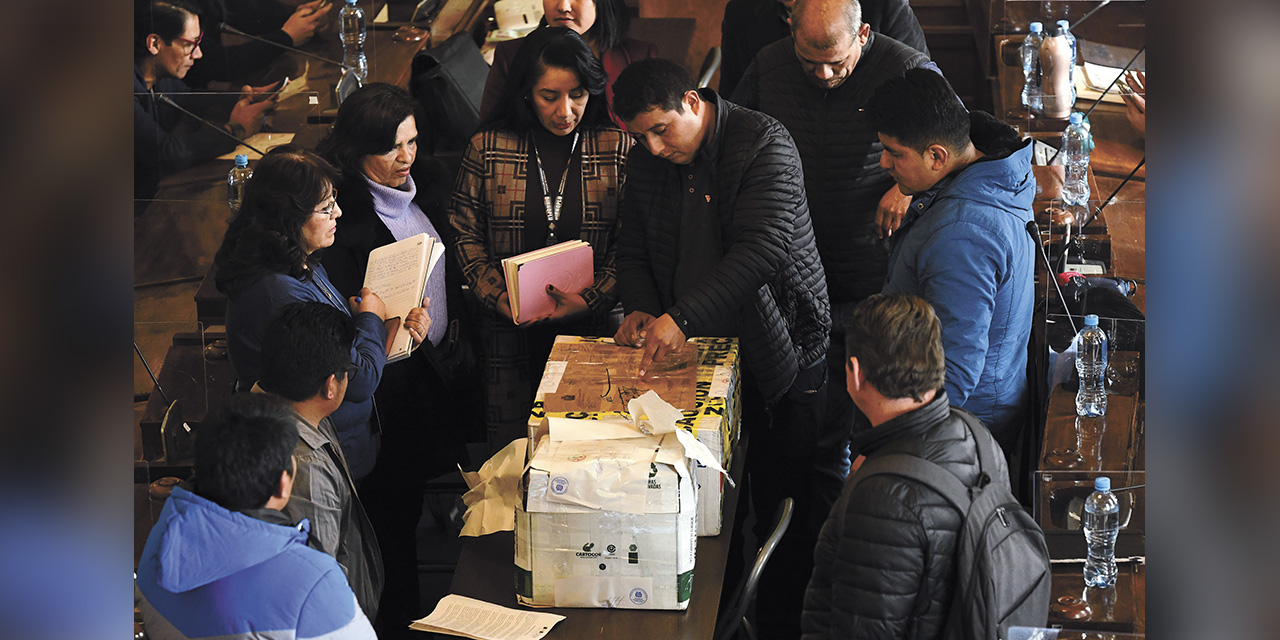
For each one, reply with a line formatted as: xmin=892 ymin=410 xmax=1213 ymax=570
xmin=134 ymin=0 xmax=277 ymax=204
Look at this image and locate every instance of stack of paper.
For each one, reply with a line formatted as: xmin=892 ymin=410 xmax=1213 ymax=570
xmin=362 ymin=233 xmax=443 ymax=362
xmin=501 ymin=240 xmax=593 ymax=324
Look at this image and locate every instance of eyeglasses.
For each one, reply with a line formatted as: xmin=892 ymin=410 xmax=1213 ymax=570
xmin=315 ymin=189 xmax=339 ymax=219
xmin=170 ymin=32 xmax=203 ymax=55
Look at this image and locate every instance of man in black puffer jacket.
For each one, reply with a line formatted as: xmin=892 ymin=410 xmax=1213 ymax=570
xmin=612 ymin=59 xmax=831 ymax=638
xmin=733 ymin=0 xmax=942 ymax=509
xmin=803 ymin=293 xmax=1010 ymax=639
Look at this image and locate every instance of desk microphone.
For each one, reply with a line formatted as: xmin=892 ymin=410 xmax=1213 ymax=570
xmin=151 ymin=91 xmax=266 ymax=155
xmin=1027 ymin=219 xmax=1078 ymax=335
xmin=218 ymin=22 xmax=350 ymax=70
xmin=1058 ymin=271 xmax=1136 ymax=307
xmin=1077 ymin=155 xmax=1145 ymax=230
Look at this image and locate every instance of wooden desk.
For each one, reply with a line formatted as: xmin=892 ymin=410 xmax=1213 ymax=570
xmin=448 ymin=441 xmax=746 ymax=639
xmin=1047 ymin=562 xmax=1146 ymax=634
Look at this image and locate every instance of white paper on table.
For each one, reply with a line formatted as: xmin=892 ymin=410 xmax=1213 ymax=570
xmin=217 ymin=132 xmax=296 ymax=160
xmin=547 ymin=415 xmax=645 ymax=441
xmin=409 ymin=594 xmax=564 ymax=640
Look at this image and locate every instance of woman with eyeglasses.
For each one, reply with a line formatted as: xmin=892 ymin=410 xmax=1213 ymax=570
xmin=479 ymin=0 xmax=655 ymax=128
xmin=451 ymin=27 xmax=632 ymax=450
xmin=317 ymin=83 xmax=483 ymax=636
xmin=215 ymin=144 xmax=431 ymax=482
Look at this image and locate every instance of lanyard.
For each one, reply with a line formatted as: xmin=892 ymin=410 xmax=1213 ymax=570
xmin=531 ymin=131 xmax=579 ymax=244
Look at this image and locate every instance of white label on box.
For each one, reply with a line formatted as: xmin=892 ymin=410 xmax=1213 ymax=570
xmin=554 ymin=576 xmax=656 ymax=609
xmin=537 ymin=361 xmax=568 ymax=395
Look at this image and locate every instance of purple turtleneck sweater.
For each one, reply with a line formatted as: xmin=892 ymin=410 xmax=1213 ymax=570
xmin=366 ymin=174 xmax=447 ymax=346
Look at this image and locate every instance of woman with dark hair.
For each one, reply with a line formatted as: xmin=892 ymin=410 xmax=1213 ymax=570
xmin=479 ymin=0 xmax=656 ymax=127
xmin=215 ymin=144 xmax=431 ymax=484
xmin=317 ymin=83 xmax=482 ymax=638
xmin=451 ymin=27 xmax=633 ymax=450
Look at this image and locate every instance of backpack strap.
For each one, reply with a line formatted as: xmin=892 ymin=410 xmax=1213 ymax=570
xmin=951 ymin=409 xmax=1000 ymax=489
xmin=854 ymin=454 xmax=972 ymax=513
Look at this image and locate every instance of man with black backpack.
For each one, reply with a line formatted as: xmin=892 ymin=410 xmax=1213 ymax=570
xmin=802 ymin=293 xmax=1049 ymax=640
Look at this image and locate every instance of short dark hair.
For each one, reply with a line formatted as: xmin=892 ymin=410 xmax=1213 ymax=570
xmin=134 ymin=0 xmax=200 ymax=61
xmin=317 ymin=83 xmax=421 ymax=180
xmin=195 ymin=394 xmax=298 ymax=511
xmin=844 ymin=294 xmax=945 ymax=402
xmin=866 ymin=68 xmax=970 ymax=154
xmin=259 ymin=302 xmax=356 ymax=402
xmin=611 ymin=58 xmax=695 ymax=122
xmin=481 ymin=27 xmax=610 ymax=134
xmin=214 ymin=145 xmax=341 ymax=295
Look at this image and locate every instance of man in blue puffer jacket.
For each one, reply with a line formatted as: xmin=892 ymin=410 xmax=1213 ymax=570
xmin=867 ymin=68 xmax=1035 ymax=451
xmin=136 ymin=394 xmax=376 ymax=640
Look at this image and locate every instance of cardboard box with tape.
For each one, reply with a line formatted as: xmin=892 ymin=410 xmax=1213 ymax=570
xmin=526 ymin=336 xmax=741 ymax=535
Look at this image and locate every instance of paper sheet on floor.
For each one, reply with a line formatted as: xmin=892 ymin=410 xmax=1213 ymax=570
xmin=410 ymin=595 xmax=565 ymax=640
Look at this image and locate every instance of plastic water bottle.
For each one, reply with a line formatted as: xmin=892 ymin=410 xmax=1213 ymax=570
xmin=340 ymin=0 xmax=368 ymax=82
xmin=1074 ymin=313 xmax=1107 ymax=416
xmin=1021 ymin=22 xmax=1044 ymax=113
xmin=1083 ymin=475 xmax=1119 ymax=587
xmin=1056 ymin=20 xmax=1078 ymax=106
xmin=227 ymin=154 xmax=252 ymax=217
xmin=1061 ymin=111 xmax=1091 ymax=206
xmin=1038 ymin=22 xmax=1074 ymax=117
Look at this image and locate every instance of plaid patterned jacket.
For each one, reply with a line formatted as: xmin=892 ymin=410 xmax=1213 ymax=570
xmin=449 ymin=127 xmax=632 ymax=314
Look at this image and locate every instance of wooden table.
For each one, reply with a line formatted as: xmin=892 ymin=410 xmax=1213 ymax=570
xmin=448 ymin=440 xmax=746 ymax=639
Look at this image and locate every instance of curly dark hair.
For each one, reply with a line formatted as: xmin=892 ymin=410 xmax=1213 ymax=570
xmin=479 ymin=26 xmax=610 ymax=134
xmin=214 ymin=144 xmax=341 ymax=295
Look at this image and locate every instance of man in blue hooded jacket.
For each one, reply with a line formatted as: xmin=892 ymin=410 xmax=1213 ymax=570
xmin=135 ymin=394 xmax=376 ymax=640
xmin=866 ymin=68 xmax=1035 ymax=450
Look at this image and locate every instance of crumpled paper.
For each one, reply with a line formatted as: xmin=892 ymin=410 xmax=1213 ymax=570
xmin=458 ymin=437 xmax=529 ymax=536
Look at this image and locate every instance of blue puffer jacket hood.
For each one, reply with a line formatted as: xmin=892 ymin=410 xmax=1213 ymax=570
xmin=151 ymin=487 xmax=309 ymax=593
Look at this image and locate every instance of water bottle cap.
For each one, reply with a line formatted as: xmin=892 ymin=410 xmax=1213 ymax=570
xmin=1069 ymin=112 xmax=1084 ymax=125
xmin=1057 ymin=19 xmax=1071 ymax=29
xmin=234 ymin=154 xmax=248 ymax=167
xmin=345 ymin=0 xmax=356 ymax=4
xmin=1029 ymin=22 xmax=1042 ymax=33
xmin=1094 ymin=476 xmax=1111 ymax=491
xmin=1084 ymin=314 xmax=1099 ymax=326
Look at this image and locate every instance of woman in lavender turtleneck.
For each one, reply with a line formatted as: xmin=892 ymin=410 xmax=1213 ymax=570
xmin=317 ymin=83 xmax=483 ymax=636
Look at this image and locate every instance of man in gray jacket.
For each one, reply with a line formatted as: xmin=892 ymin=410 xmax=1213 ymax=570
xmin=258 ymin=301 xmax=384 ymax=624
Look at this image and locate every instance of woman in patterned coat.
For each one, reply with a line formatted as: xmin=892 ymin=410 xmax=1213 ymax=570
xmin=449 ymin=26 xmax=632 ymax=451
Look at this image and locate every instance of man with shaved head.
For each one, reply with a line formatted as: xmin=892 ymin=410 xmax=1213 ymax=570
xmin=731 ymin=6 xmax=943 ymax=634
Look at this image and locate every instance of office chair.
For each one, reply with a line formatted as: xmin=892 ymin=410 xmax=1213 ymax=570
xmin=714 ymin=497 xmax=794 ymax=640
xmin=698 ymin=46 xmax=723 ymax=89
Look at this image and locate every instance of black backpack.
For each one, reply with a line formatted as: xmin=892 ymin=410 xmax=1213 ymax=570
xmin=409 ymin=32 xmax=488 ymax=153
xmin=849 ymin=412 xmax=1050 ymax=640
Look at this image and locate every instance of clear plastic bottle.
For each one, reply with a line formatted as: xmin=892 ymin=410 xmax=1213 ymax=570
xmin=1061 ymin=111 xmax=1091 ymax=206
xmin=1021 ymin=22 xmax=1044 ymax=113
xmin=339 ymin=0 xmax=368 ymax=82
xmin=1056 ymin=20 xmax=1078 ymax=107
xmin=1083 ymin=475 xmax=1119 ymax=587
xmin=1074 ymin=313 xmax=1107 ymax=416
xmin=227 ymin=154 xmax=252 ymax=217
xmin=1038 ymin=22 xmax=1074 ymax=118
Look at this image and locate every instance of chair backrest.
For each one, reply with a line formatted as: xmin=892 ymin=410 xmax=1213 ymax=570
xmin=714 ymin=497 xmax=794 ymax=640
xmin=698 ymin=46 xmax=722 ymax=88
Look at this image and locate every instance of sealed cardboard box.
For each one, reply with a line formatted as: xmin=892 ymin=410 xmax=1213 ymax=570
xmin=516 ymin=435 xmax=697 ymax=610
xmin=527 ymin=336 xmax=741 ymax=535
